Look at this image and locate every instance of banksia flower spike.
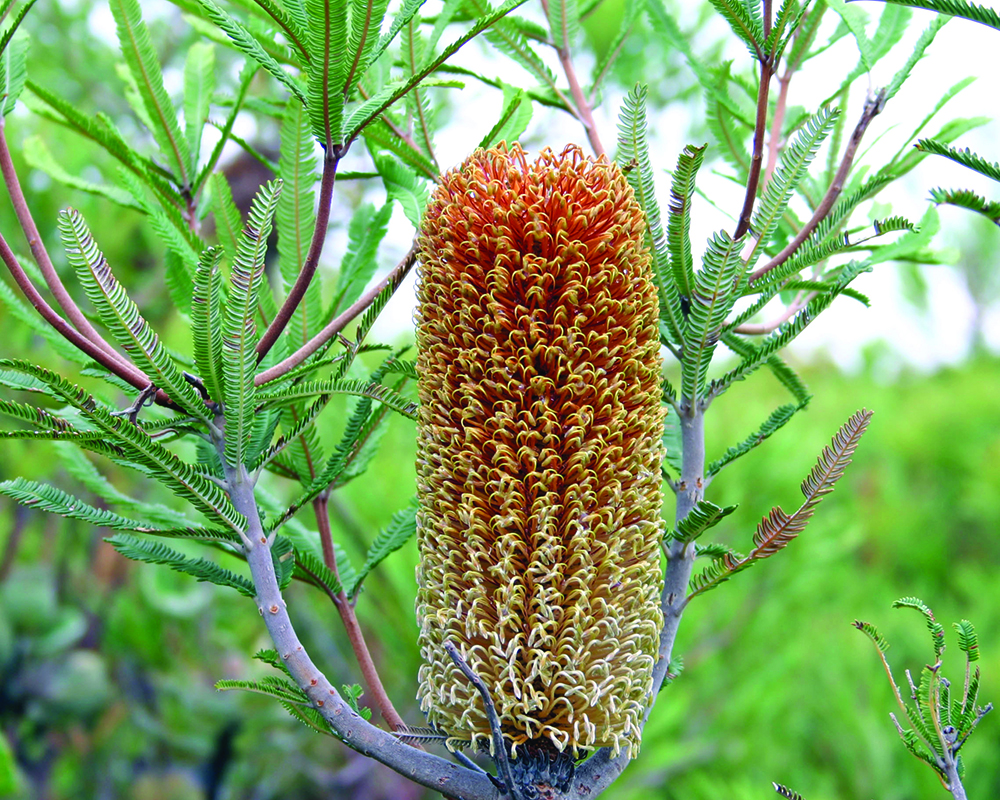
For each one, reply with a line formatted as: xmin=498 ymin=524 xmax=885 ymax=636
xmin=415 ymin=143 xmax=664 ymax=762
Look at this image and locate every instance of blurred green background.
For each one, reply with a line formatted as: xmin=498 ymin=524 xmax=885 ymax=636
xmin=1 ymin=1 xmax=999 ymax=799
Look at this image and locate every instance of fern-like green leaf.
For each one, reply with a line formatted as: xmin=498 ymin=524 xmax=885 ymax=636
xmin=865 ymin=0 xmax=1000 ymax=31
xmin=616 ymin=85 xmax=684 ymax=344
xmin=546 ymin=0 xmax=580 ymax=52
xmin=666 ymin=143 xmax=706 ymax=303
xmin=954 ymin=620 xmax=979 ymax=662
xmin=681 ymin=231 xmax=745 ymax=403
xmin=183 ymin=42 xmax=215 ymax=176
xmin=58 ymin=209 xmax=211 ymax=422
xmin=343 ymin=0 xmax=529 ymax=143
xmin=0 ymin=30 xmax=29 ymax=117
xmin=347 ymin=498 xmax=417 ymax=598
xmin=670 ymin=500 xmax=738 ymax=544
xmin=108 ymin=532 xmax=255 ymax=595
xmin=745 ymin=106 xmax=839 ymax=270
xmin=371 ymin=154 xmax=427 ymax=228
xmin=305 ymin=0 xmax=349 ymax=148
xmin=257 ymin=378 xmax=417 ymax=419
xmin=110 ymin=0 xmax=191 ymax=187
xmin=707 ymin=401 xmax=809 ymax=477
xmin=21 ymin=136 xmax=142 ymax=211
xmin=916 ymin=138 xmax=1000 ymax=183
xmin=195 ymin=0 xmax=307 ymax=106
xmin=893 ymin=596 xmax=946 ymax=657
xmin=0 ymin=360 xmax=245 ymax=534
xmin=345 ymin=0 xmax=392 ymax=96
xmin=853 ymin=619 xmax=890 ymax=653
xmin=928 ymin=187 xmax=1000 ymax=225
xmin=223 ymin=180 xmax=282 ymax=468
xmin=191 ymin=247 xmax=227 ymax=406
xmin=277 ymin=99 xmax=321 ymax=346
xmin=0 ymin=478 xmax=185 ymax=534
xmin=689 ymin=410 xmax=872 ymax=600
xmin=707 ymin=0 xmax=764 ymax=58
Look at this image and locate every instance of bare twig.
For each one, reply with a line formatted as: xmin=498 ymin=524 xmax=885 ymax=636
xmin=314 ymin=494 xmax=407 ymax=733
xmin=763 ymin=71 xmax=792 ymax=186
xmin=734 ymin=4 xmax=774 ymax=241
xmin=255 ymin=245 xmax=417 ymax=386
xmin=445 ymin=641 xmax=521 ymax=800
xmin=256 ymin=151 xmax=341 ymax=361
xmin=733 ymin=291 xmax=812 ymax=334
xmin=540 ymin=0 xmax=605 ymax=158
xmin=750 ymin=89 xmax=886 ymax=284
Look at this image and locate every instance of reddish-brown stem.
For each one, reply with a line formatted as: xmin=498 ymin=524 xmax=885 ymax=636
xmin=313 ymin=494 xmax=406 ymax=733
xmin=734 ymin=56 xmax=772 ymax=239
xmin=256 ymin=151 xmax=340 ymax=362
xmin=0 ymin=122 xmax=119 ymax=360
xmin=763 ymin=72 xmax=791 ymax=186
xmin=733 ymin=291 xmax=812 ymax=334
xmin=750 ymin=90 xmax=885 ymax=284
xmin=541 ymin=0 xmax=605 ymax=158
xmin=557 ymin=46 xmax=604 ymax=158
xmin=255 ymin=245 xmax=417 ymax=386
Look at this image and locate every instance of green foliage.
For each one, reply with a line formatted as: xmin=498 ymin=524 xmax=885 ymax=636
xmin=0 ymin=1 xmax=994 ymax=798
xmin=221 ymin=180 xmax=281 ymax=468
xmin=856 ymin=599 xmax=993 ymax=790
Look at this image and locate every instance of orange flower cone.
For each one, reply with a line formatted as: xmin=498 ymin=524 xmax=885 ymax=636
xmin=415 ymin=143 xmax=664 ymax=760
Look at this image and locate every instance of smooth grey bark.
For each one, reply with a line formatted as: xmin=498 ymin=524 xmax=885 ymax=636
xmin=224 ymin=460 xmax=500 ymax=800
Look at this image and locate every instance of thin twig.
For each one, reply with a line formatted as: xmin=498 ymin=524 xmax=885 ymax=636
xmin=733 ymin=291 xmax=811 ymax=334
xmin=540 ymin=0 xmax=605 ymax=157
xmin=734 ymin=53 xmax=773 ymax=239
xmin=444 ymin=641 xmax=520 ymax=800
xmin=0 ymin=121 xmax=120 ymax=360
xmin=314 ymin=494 xmax=407 ymax=733
xmin=750 ymin=89 xmax=886 ymax=284
xmin=255 ymin=245 xmax=417 ymax=386
xmin=256 ymin=151 xmax=341 ymax=361
xmin=763 ymin=71 xmax=791 ymax=186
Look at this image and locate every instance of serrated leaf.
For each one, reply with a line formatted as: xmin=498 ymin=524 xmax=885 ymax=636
xmin=194 ymin=0 xmax=306 ymax=106
xmin=277 ymin=99 xmax=321 ymax=345
xmin=681 ymin=231 xmax=745 ymax=402
xmin=223 ymin=180 xmax=282 ymax=467
xmin=347 ymin=499 xmax=416 ymax=598
xmin=0 ymin=31 xmax=29 ymax=117
xmin=191 ymin=246 xmax=227 ymax=405
xmin=111 ymin=0 xmax=191 ymax=187
xmin=478 ymin=83 xmax=532 ymax=150
xmin=58 ymin=209 xmax=211 ymax=421
xmin=109 ymin=532 xmax=254 ymax=595
xmin=666 ymin=143 xmax=707 ymax=302
xmin=184 ymin=42 xmax=215 ymax=173
xmin=305 ymin=0 xmax=349 ymax=148
xmin=689 ymin=410 xmax=871 ymax=599
xmin=329 ymin=202 xmax=392 ymax=317
xmin=0 ymin=360 xmax=246 ymax=534
xmin=616 ymin=85 xmax=683 ymax=343
xmin=257 ymin=378 xmax=417 ymax=419
xmin=671 ymin=500 xmax=738 ymax=544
